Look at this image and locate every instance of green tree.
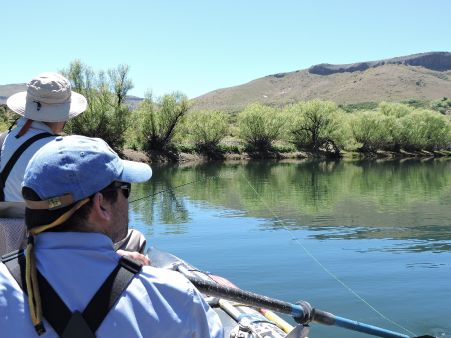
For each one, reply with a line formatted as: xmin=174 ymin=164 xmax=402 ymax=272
xmin=185 ymin=110 xmax=229 ymax=155
xmin=398 ymin=110 xmax=451 ymax=151
xmin=379 ymin=101 xmax=411 ymax=118
xmin=285 ymin=100 xmax=347 ymax=155
xmin=62 ymin=60 xmax=133 ymax=152
xmin=237 ymin=103 xmax=284 ymax=151
xmin=351 ymin=111 xmax=393 ymax=152
xmin=137 ymin=92 xmax=189 ymax=152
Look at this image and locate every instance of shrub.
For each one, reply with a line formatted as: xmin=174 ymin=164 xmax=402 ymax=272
xmin=398 ymin=110 xmax=451 ymax=151
xmin=136 ymin=92 xmax=189 ymax=152
xmin=351 ymin=111 xmax=393 ymax=152
xmin=237 ymin=103 xmax=285 ymax=151
xmin=0 ymin=104 xmax=17 ymax=132
xmin=285 ymin=100 xmax=348 ymax=155
xmin=339 ymin=102 xmax=378 ymax=112
xmin=185 ymin=110 xmax=229 ymax=154
xmin=379 ymin=101 xmax=411 ymax=118
xmin=430 ymin=97 xmax=451 ymax=114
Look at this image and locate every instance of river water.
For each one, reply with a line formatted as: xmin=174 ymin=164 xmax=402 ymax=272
xmin=129 ymin=159 xmax=451 ymax=338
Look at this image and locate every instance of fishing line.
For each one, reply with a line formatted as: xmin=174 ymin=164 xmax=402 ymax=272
xmin=129 ymin=173 xmax=232 ymax=207
xmin=240 ymin=172 xmax=416 ymax=336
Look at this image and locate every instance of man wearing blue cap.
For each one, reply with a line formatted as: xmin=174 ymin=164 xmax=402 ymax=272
xmin=0 ymin=135 xmax=223 ymax=337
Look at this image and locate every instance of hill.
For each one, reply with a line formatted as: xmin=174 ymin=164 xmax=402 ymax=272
xmin=0 ymin=84 xmax=27 ymax=105
xmin=2 ymin=52 xmax=451 ymax=113
xmin=191 ymin=51 xmax=451 ymax=112
xmin=0 ymin=84 xmax=143 ymax=110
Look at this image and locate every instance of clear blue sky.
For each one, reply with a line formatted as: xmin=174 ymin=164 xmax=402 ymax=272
xmin=2 ymin=0 xmax=450 ymax=99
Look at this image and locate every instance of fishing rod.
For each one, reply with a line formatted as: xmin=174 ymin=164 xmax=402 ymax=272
xmin=185 ymin=274 xmax=434 ymax=338
xmin=129 ymin=174 xmax=226 ymax=204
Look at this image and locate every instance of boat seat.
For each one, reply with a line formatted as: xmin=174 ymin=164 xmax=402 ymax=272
xmin=0 ymin=217 xmax=26 ymax=257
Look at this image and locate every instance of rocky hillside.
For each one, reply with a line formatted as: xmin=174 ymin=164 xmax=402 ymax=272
xmin=192 ymin=52 xmax=451 ymax=112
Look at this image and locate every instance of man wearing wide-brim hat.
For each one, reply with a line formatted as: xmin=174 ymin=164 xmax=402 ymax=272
xmin=2 ymin=72 xmax=87 ymax=202
xmin=0 ymin=73 xmax=87 ymax=255
xmin=0 ymin=72 xmax=146 ymax=257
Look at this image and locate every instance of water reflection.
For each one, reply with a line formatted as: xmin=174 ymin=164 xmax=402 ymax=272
xmin=130 ymin=158 xmax=451 ymax=250
xmin=130 ymin=159 xmax=451 ymax=337
xmin=130 ymin=165 xmax=189 ymax=234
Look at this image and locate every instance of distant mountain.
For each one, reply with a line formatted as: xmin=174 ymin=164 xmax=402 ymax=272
xmin=0 ymin=84 xmax=143 ymax=109
xmin=191 ymin=51 xmax=451 ymax=112
xmin=0 ymin=84 xmax=26 ymax=105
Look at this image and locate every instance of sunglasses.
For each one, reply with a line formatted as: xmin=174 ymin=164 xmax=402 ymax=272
xmin=101 ymin=181 xmax=131 ymax=199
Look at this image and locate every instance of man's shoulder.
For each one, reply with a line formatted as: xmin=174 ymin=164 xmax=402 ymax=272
xmin=133 ymin=266 xmax=196 ymax=300
xmin=3 ymin=125 xmax=55 ymax=149
xmin=139 ymin=266 xmax=193 ymax=289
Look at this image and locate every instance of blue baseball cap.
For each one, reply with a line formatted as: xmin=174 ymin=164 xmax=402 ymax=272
xmin=22 ymin=135 xmax=152 ymax=209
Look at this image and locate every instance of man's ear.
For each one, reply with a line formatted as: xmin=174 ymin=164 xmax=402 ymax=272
xmin=91 ymin=192 xmax=111 ymax=222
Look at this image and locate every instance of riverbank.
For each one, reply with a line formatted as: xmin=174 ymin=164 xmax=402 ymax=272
xmin=122 ymin=148 xmax=451 ymax=164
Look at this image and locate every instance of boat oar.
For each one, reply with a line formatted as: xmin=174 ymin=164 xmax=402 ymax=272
xmin=185 ymin=275 xmax=434 ymax=338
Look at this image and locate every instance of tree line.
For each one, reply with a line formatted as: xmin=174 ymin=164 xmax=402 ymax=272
xmin=1 ymin=60 xmax=450 ymax=159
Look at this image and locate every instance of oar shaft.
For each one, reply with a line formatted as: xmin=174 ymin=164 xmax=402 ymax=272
xmin=186 ymin=275 xmax=412 ymax=338
xmin=186 ymin=275 xmax=304 ymax=317
xmin=313 ymin=310 xmax=409 ymax=338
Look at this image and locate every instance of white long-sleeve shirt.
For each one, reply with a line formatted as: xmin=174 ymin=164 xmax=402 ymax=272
xmin=0 ymin=232 xmax=224 ymax=338
xmin=0 ymin=118 xmax=56 ymax=202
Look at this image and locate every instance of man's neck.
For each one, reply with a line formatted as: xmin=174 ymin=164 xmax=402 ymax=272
xmin=44 ymin=121 xmax=66 ymax=134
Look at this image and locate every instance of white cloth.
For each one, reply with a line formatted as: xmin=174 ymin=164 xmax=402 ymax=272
xmin=0 ymin=118 xmax=56 ymax=202
xmin=0 ymin=232 xmax=223 ymax=338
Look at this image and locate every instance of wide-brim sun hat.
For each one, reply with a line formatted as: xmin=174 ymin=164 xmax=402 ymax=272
xmin=6 ymin=72 xmax=87 ymax=122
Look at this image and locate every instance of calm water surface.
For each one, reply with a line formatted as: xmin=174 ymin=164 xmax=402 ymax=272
xmin=129 ymin=159 xmax=451 ymax=338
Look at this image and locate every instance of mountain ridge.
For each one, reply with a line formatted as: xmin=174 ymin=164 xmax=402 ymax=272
xmin=1 ymin=52 xmax=450 ymax=112
xmin=191 ymin=51 xmax=451 ymax=112
xmin=308 ymin=51 xmax=451 ymax=75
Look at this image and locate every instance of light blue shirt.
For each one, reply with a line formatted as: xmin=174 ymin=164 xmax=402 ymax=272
xmin=0 ymin=232 xmax=224 ymax=337
xmin=0 ymin=118 xmax=56 ymax=202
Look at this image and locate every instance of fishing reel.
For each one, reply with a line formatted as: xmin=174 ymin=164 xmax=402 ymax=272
xmin=229 ymin=316 xmax=309 ymax=338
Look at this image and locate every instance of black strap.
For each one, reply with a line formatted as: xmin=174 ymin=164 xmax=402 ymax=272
xmin=0 ymin=132 xmax=53 ymax=201
xmin=1 ymin=251 xmax=142 ymax=337
xmin=83 ymin=256 xmax=142 ymax=332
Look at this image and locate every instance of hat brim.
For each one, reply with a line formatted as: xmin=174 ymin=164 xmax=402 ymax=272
xmin=119 ymin=160 xmax=153 ymax=183
xmin=7 ymin=91 xmax=87 ymax=122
